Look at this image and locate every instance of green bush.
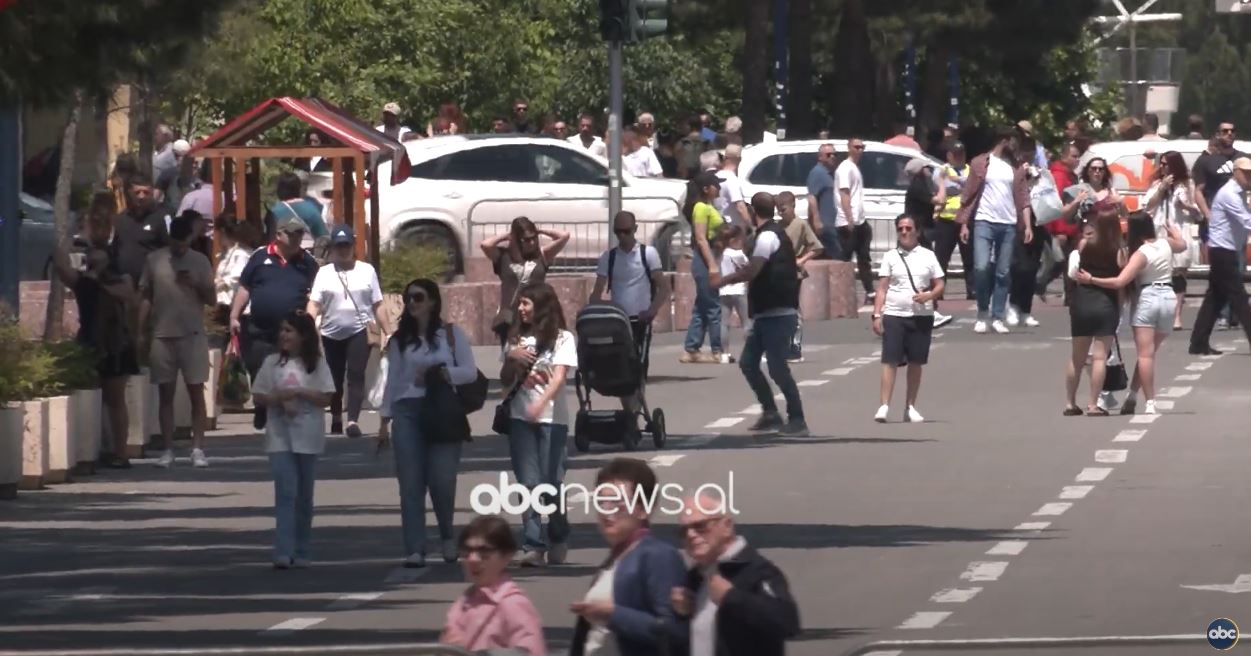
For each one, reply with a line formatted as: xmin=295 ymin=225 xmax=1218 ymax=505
xmin=39 ymin=340 xmax=100 ymax=396
xmin=0 ymin=321 xmax=58 ymax=404
xmin=379 ymin=243 xmax=451 ymax=295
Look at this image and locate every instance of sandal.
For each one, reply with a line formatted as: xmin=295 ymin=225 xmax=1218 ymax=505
xmin=1120 ymin=398 xmax=1137 ymax=415
xmin=1063 ymin=406 xmax=1084 ymax=416
xmin=1086 ymin=407 xmax=1109 ymax=417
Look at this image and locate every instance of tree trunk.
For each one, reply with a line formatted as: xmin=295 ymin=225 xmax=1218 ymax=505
xmin=135 ymin=74 xmax=152 ymax=179
xmin=787 ymin=0 xmax=814 ymax=138
xmin=832 ymin=0 xmax=874 ymax=135
xmin=919 ymin=45 xmax=950 ymax=142
xmin=44 ymin=89 xmax=83 ymax=343
xmin=741 ymin=0 xmax=770 ymax=143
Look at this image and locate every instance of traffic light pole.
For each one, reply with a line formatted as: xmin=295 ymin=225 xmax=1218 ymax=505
xmin=607 ymin=37 xmax=624 ymax=240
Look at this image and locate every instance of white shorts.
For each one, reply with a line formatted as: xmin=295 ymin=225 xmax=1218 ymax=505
xmin=149 ymin=333 xmax=211 ymax=386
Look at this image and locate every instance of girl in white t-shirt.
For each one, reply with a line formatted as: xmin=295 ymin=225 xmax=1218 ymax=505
xmin=500 ymin=282 xmax=577 ymax=568
xmin=716 ymin=225 xmax=749 ymax=363
xmin=250 ymin=311 xmax=336 ymax=570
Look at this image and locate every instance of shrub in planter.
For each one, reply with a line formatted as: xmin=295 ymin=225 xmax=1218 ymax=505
xmin=379 ymin=243 xmax=451 ymax=295
xmin=0 ymin=320 xmax=55 ymax=496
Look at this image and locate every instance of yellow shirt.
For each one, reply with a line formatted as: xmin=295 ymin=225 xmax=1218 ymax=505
xmin=692 ymin=201 xmax=724 ymax=241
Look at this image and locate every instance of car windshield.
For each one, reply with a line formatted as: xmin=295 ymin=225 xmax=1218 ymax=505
xmin=746 ymin=151 xmax=912 ymax=190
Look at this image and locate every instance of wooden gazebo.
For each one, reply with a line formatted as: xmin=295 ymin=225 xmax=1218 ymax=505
xmin=188 ymin=97 xmax=412 ymax=264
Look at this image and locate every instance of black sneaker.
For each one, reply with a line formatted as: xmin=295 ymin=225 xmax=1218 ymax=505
xmin=345 ymin=423 xmax=363 ymax=439
xmin=253 ymin=409 xmax=267 ymax=431
xmin=778 ymin=419 xmax=810 ymax=437
xmin=1188 ymin=345 xmax=1223 ymax=356
xmin=329 ymin=418 xmax=343 ymax=435
xmin=749 ymin=412 xmax=784 ymax=433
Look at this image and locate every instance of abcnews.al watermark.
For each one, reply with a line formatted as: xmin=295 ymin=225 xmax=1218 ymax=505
xmin=469 ymin=471 xmax=740 ymax=517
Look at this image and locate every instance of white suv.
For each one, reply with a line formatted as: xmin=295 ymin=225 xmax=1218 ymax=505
xmin=739 ymin=139 xmax=941 ymax=256
xmin=312 ymin=136 xmax=688 ymax=275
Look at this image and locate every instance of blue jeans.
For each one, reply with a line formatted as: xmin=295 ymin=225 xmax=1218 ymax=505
xmin=391 ymin=398 xmax=462 ymax=556
xmin=817 ymin=223 xmax=843 ymax=260
xmin=684 ymin=253 xmax=723 ymax=353
xmin=508 ymin=420 xmax=570 ymax=552
xmin=740 ymin=314 xmax=804 ymax=421
xmin=973 ymin=222 xmax=1017 ymax=320
xmin=269 ymin=452 xmax=318 ymax=561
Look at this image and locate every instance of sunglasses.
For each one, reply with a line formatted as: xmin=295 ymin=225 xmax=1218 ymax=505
xmin=897 ymin=226 xmax=915 ymax=234
xmin=406 ymin=292 xmax=428 ymax=304
xmin=1219 ymin=127 xmax=1236 ymax=134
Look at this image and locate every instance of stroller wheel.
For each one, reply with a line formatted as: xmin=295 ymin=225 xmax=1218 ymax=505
xmin=651 ymin=409 xmax=666 ymax=449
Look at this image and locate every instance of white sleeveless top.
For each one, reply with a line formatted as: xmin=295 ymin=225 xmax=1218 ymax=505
xmin=1137 ymin=239 xmax=1172 ymax=286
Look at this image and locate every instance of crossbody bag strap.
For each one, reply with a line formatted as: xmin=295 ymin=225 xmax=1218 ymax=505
xmin=336 ymin=268 xmax=369 ymax=333
xmin=445 ymin=323 xmax=458 ymax=366
xmin=896 ymin=249 xmax=922 ymax=294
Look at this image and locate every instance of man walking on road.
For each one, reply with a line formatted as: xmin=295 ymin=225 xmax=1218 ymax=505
xmin=673 ymin=491 xmax=801 ymax=656
xmin=139 ymin=214 xmax=215 ymax=468
xmin=1188 ymin=157 xmax=1251 ymax=355
xmin=837 ymin=138 xmax=876 ymax=302
xmin=806 ymin=143 xmax=842 ymax=260
xmin=711 ymin=193 xmax=808 ymax=437
xmin=715 ymin=144 xmax=750 ymax=228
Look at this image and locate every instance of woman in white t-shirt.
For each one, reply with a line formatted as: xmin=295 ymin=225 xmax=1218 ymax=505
xmin=250 ymin=311 xmax=336 ymax=570
xmin=1143 ymin=151 xmax=1200 ymax=330
xmin=500 ymin=282 xmax=577 ymax=568
xmin=716 ymin=224 xmax=749 ymax=362
xmin=307 ymin=225 xmax=384 ymax=438
xmin=870 ymin=215 xmax=945 ymax=424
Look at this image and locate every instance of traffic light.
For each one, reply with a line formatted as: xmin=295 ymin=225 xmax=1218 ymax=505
xmin=626 ymin=0 xmax=670 ymax=43
xmin=599 ymin=0 xmax=627 ymax=42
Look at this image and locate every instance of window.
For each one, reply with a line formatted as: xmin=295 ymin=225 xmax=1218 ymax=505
xmin=410 ymin=145 xmax=538 ymax=182
xmin=532 ymin=146 xmax=607 ymax=185
xmin=746 ymin=150 xmax=916 ymax=191
xmin=858 ymin=153 xmax=911 ymax=191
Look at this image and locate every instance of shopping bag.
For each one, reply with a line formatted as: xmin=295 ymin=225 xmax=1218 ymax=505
xmin=1103 ymin=337 xmax=1128 ymax=392
xmin=218 ymin=335 xmax=251 ymax=408
xmin=367 ymin=349 xmax=389 ymax=410
xmin=1030 ymin=170 xmax=1064 ymax=225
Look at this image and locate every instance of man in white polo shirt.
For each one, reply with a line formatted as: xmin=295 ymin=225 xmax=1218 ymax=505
xmin=590 ymin=212 xmax=673 ymax=411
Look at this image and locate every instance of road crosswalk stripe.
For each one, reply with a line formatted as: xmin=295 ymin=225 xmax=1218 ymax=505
xmin=264 ymin=617 xmax=324 ymax=633
xmin=898 ymin=611 xmax=952 ymax=629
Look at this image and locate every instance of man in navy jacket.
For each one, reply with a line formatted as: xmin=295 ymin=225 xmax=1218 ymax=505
xmin=673 ymin=491 xmax=801 ymax=656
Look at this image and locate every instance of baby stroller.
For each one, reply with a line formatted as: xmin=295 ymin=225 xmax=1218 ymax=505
xmin=572 ymin=303 xmax=666 ymax=452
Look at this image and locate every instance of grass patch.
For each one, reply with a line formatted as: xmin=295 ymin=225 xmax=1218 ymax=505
xmin=379 ymin=243 xmax=452 ymax=294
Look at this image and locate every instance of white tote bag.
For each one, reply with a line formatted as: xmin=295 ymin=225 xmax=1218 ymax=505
xmin=1030 ymin=170 xmax=1065 ymax=225
xmin=365 ymin=344 xmax=389 ymax=410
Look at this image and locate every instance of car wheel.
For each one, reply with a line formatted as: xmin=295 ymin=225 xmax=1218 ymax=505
xmin=395 ymin=222 xmax=460 ymax=282
xmin=653 ymin=222 xmax=688 ymax=271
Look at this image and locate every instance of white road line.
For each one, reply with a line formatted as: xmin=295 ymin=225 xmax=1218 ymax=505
xmin=960 ymin=561 xmax=1010 ymax=582
xmin=1015 ymin=521 xmax=1050 ymax=531
xmin=384 ymin=567 xmax=430 ymax=585
xmin=898 ymin=611 xmax=952 ymax=629
xmin=1060 ymin=485 xmax=1095 ymax=500
xmin=1077 ymin=467 xmax=1113 ymax=482
xmin=648 ymin=454 xmax=685 ymax=468
xmin=1034 ymin=502 xmax=1073 ymax=516
xmin=264 ymin=618 xmax=324 ymax=634
xmin=871 ymin=350 xmax=882 ymax=356
xmin=797 ymin=379 xmax=830 ymax=387
xmin=863 ymin=652 xmax=904 ymax=656
xmin=823 ymin=367 xmax=856 ymax=376
xmin=1153 ymin=399 xmax=1175 ymax=410
xmin=1156 ymin=386 xmax=1192 ymax=398
xmin=1130 ymin=413 xmax=1160 ymax=424
xmin=1186 ymin=362 xmax=1213 ymax=371
xmin=986 ymin=541 xmax=1029 ymax=556
xmin=738 ymin=404 xmax=762 ymax=415
xmin=1200 ymin=354 xmax=1223 ymax=360
xmin=931 ymin=587 xmax=982 ymax=603
xmin=1095 ymin=449 xmax=1128 ymax=464
xmin=705 ymin=417 xmax=744 ymax=429
xmin=1174 ymin=374 xmax=1201 ymax=382
xmin=327 ymin=592 xmax=383 ymax=611
xmin=1113 ymin=429 xmax=1146 ymax=442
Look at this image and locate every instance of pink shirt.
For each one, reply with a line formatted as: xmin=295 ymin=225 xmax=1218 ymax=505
xmin=443 ymin=577 xmax=547 ymax=655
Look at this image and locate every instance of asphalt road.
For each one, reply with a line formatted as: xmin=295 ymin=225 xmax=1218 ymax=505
xmin=1 ymin=287 xmax=1249 ymax=656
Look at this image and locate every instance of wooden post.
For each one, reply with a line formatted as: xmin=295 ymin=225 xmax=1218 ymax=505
xmin=248 ymin=158 xmax=262 ymax=225
xmin=210 ymin=158 xmax=224 ymax=221
xmin=332 ymin=157 xmax=345 ymax=235
xmin=233 ymin=157 xmax=248 ymax=225
xmin=369 ymin=159 xmax=382 ymax=269
xmin=221 ymin=158 xmax=234 ymax=214
xmin=353 ymin=155 xmax=367 ymax=262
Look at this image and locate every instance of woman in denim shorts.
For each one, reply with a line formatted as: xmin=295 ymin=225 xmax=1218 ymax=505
xmin=1076 ymin=212 xmax=1188 ymax=416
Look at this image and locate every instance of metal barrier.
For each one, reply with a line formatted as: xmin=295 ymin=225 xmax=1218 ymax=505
xmin=464 ymin=196 xmax=685 ymax=271
xmin=0 ymin=644 xmax=478 ymax=656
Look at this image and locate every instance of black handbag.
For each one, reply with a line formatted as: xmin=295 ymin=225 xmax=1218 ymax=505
xmin=445 ymin=324 xmax=489 ymax=414
xmin=492 ymin=360 xmax=532 ymax=436
xmin=420 ymin=368 xmax=472 ymax=443
xmin=1103 ymin=337 xmax=1128 ymax=392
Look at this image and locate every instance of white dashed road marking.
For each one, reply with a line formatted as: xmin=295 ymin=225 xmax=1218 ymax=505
xmin=1157 ymin=386 xmax=1192 ymax=398
xmin=327 ymin=593 xmax=383 ymax=611
xmin=738 ymin=404 xmax=762 ymax=415
xmin=931 ymin=587 xmax=982 ymax=603
xmin=823 ymin=367 xmax=856 ymax=376
xmin=1175 ymin=374 xmax=1201 ymax=381
xmin=264 ymin=618 xmax=325 ymax=634
xmin=1060 ymin=485 xmax=1094 ymax=500
xmin=899 ymin=611 xmax=952 ymax=629
xmin=647 ymin=454 xmax=685 ymax=468
xmin=1113 ymin=429 xmax=1146 ymax=442
xmin=704 ymin=417 xmax=744 ymax=429
xmin=1015 ymin=521 xmax=1050 ymax=531
xmin=1152 ymin=399 xmax=1175 ymax=410
xmin=960 ymin=561 xmax=1010 ymax=582
xmin=986 ymin=541 xmax=1029 ymax=556
xmin=1130 ymin=413 xmax=1161 ymax=424
xmin=1186 ymin=362 xmax=1213 ymax=371
xmin=1034 ymin=502 xmax=1073 ymax=516
xmin=797 ymin=379 xmax=830 ymax=387
xmin=1076 ymin=467 xmax=1113 ymax=482
xmin=1095 ymin=450 xmax=1128 ymax=464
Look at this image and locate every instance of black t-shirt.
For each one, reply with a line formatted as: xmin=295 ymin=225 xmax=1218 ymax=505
xmin=110 ymin=209 xmax=169 ymax=286
xmin=73 ymin=266 xmax=131 ymax=354
xmin=1192 ymin=150 xmax=1247 ymax=207
xmin=905 ymin=175 xmax=936 ymax=229
xmin=238 ymin=245 xmax=319 ymax=334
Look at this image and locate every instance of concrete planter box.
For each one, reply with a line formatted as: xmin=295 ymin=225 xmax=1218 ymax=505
xmin=72 ymin=388 xmax=102 ymax=475
xmin=124 ymin=370 xmax=152 ymax=458
xmin=43 ymin=395 xmax=75 ymax=484
xmin=0 ymin=404 xmax=23 ymax=499
xmin=20 ymin=399 xmax=49 ymax=490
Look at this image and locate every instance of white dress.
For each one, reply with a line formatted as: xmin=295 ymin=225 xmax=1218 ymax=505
xmin=1147 ymin=180 xmax=1200 ymax=269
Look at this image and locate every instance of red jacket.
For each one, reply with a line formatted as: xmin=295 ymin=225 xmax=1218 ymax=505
xmin=1047 ymin=161 xmax=1080 ymax=240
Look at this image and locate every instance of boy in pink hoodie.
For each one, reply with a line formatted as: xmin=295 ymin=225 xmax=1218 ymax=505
xmin=442 ymin=516 xmax=547 ymax=655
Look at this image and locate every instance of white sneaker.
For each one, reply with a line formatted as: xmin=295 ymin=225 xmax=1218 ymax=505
xmin=991 ymin=320 xmax=1010 ymax=334
xmin=155 ymin=450 xmax=174 ymax=469
xmin=905 ymin=406 xmax=925 ymax=423
xmin=1023 ymin=314 xmax=1041 ymax=328
xmin=1006 ymin=306 xmax=1020 ymax=327
xmin=191 ymin=448 xmax=209 ymax=468
xmin=1144 ymin=399 xmax=1158 ymax=415
xmin=514 ymin=550 xmax=546 ymax=568
xmin=547 ymin=542 xmax=568 ymax=565
xmin=934 ymin=312 xmax=954 ymax=328
xmin=973 ymin=320 xmax=988 ymax=334
xmin=1098 ymin=391 xmax=1119 ymax=411
xmin=874 ymin=404 xmax=889 ymax=423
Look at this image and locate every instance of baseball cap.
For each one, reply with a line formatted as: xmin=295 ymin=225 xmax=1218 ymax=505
xmin=275 ymin=214 xmax=309 ymax=234
xmin=172 ymin=139 xmax=191 ymax=156
xmin=694 ymin=171 xmax=722 ymax=189
xmin=1234 ymin=157 xmax=1251 ymax=171
xmin=383 ymin=102 xmax=402 ymax=115
xmin=330 ymin=224 xmax=355 ymax=245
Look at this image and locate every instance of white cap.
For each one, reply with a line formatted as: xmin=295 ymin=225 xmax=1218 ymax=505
xmin=172 ymin=139 xmax=191 ymax=156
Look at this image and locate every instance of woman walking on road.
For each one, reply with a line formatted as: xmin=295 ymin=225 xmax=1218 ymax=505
xmin=1065 ymin=211 xmax=1125 ymax=416
xmin=481 ymin=216 xmax=570 ymax=346
xmin=1076 ymin=212 xmax=1187 ymax=416
xmin=1144 ymin=151 xmax=1201 ymax=330
xmin=250 ymin=311 xmax=335 ymax=569
xmin=500 ymin=283 xmax=577 ymax=567
xmin=871 ymin=215 xmax=945 ymax=423
xmin=307 ymin=225 xmax=384 ymax=438
xmin=682 ymin=171 xmax=725 ymax=363
xmin=379 ymin=279 xmax=479 ymax=568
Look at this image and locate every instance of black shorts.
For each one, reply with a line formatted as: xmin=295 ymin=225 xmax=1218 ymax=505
xmin=881 ymin=315 xmax=934 ymax=366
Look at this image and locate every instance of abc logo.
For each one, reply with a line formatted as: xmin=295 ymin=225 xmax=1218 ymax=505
xmin=1207 ymin=618 xmax=1239 ymax=650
